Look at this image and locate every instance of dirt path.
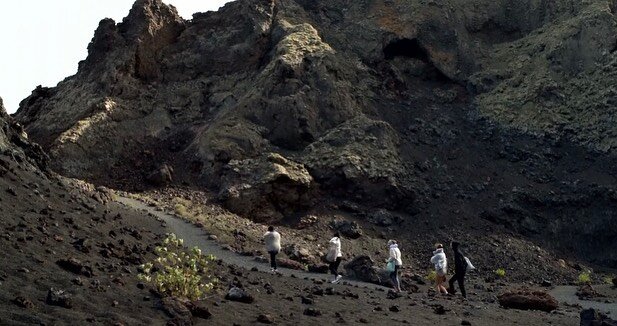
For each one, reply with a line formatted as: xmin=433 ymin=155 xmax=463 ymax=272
xmin=116 ymin=196 xmax=391 ymax=291
xmin=550 ymin=286 xmax=617 ymax=316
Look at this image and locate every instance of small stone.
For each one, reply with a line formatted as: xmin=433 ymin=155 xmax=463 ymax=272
xmin=46 ymin=288 xmax=73 ymax=309
xmin=226 ymin=287 xmax=254 ymax=303
xmin=433 ymin=305 xmax=447 ymax=315
xmin=301 ymin=296 xmax=314 ymax=304
xmin=257 ymin=314 xmax=274 ymax=324
xmin=303 ymin=308 xmax=322 ymax=317
xmin=189 ymin=301 xmax=212 ymax=319
xmin=112 ymin=300 xmax=119 ymax=307
xmin=12 ymin=296 xmax=34 ymax=309
xmin=389 ymin=305 xmax=400 ymax=312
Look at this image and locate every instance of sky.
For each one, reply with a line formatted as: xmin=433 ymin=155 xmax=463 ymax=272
xmin=0 ymin=0 xmax=232 ymax=113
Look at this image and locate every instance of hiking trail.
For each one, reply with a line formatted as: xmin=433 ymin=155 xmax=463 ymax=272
xmin=116 ymin=196 xmax=389 ymax=291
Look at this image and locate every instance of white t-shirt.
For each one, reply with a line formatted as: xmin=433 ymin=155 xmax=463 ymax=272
xmin=264 ymin=231 xmax=281 ymax=253
xmin=329 ymin=237 xmax=342 ymax=257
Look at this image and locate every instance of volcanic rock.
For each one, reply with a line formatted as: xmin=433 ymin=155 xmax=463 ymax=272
xmin=226 ymin=287 xmax=255 ymax=304
xmin=498 ymin=290 xmax=558 ymax=312
xmin=344 ymin=256 xmax=382 ymax=285
xmin=56 ymin=258 xmax=94 ymax=277
xmin=219 ymin=153 xmax=315 ymax=221
xmin=580 ymin=308 xmax=617 ymax=326
xmin=46 ymin=288 xmax=73 ymax=309
xmin=146 ymin=164 xmax=174 ymax=186
xmin=331 ymin=219 xmax=363 ymax=239
xmin=303 ymin=308 xmax=322 ymax=317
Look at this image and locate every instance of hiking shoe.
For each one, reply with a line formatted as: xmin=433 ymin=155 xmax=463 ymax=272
xmin=332 ymin=275 xmax=342 ymax=283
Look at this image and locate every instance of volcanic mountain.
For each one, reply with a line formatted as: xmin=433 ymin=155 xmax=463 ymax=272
xmin=14 ymin=0 xmax=617 ymax=271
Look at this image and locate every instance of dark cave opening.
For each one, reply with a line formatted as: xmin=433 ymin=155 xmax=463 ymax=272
xmin=383 ymin=38 xmax=429 ymax=62
xmin=383 ymin=38 xmax=452 ymax=83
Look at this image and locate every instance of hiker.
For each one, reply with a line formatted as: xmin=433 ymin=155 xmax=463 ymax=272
xmin=327 ymin=232 xmax=343 ymax=283
xmin=448 ymin=241 xmax=467 ymax=298
xmin=387 ymin=239 xmax=403 ymax=292
xmin=430 ymin=243 xmax=448 ymax=294
xmin=264 ymin=226 xmax=281 ymax=272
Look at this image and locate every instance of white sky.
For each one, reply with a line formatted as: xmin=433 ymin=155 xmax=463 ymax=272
xmin=0 ymin=0 xmax=232 ymax=113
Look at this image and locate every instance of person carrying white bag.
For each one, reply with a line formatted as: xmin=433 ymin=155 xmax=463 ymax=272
xmin=387 ymin=239 xmax=403 ymax=292
xmin=326 ymin=232 xmax=343 ymax=283
xmin=448 ymin=241 xmax=471 ymax=298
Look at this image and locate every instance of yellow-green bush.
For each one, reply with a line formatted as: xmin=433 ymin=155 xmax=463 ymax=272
xmin=495 ymin=268 xmax=506 ymax=278
xmin=578 ymin=271 xmax=592 ymax=284
xmin=604 ymin=275 xmax=615 ymax=285
xmin=427 ymin=270 xmax=437 ymax=282
xmin=138 ymin=234 xmax=217 ymax=300
xmin=174 ymin=203 xmax=190 ymax=218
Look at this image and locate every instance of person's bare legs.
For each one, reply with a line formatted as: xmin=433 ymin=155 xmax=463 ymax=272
xmin=437 ymin=276 xmax=449 ymax=294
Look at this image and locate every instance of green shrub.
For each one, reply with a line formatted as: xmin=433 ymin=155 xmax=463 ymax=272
xmin=427 ymin=270 xmax=437 ymax=282
xmin=578 ymin=271 xmax=592 ymax=284
xmin=603 ymin=276 xmax=614 ymax=285
xmin=495 ymin=268 xmax=506 ymax=278
xmin=138 ymin=234 xmax=217 ymax=300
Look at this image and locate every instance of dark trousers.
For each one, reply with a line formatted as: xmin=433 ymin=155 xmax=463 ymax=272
xmin=390 ymin=265 xmax=400 ymax=290
xmin=269 ymin=251 xmax=278 ymax=269
xmin=329 ymin=257 xmax=342 ymax=276
xmin=448 ymin=271 xmax=466 ymax=298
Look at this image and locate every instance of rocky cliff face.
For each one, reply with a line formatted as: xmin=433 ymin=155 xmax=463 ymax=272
xmin=14 ymin=0 xmax=617 ymax=267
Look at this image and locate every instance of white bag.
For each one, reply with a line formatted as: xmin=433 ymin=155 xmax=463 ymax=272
xmin=464 ymin=257 xmax=475 ymax=271
xmin=326 ymin=247 xmax=337 ymax=262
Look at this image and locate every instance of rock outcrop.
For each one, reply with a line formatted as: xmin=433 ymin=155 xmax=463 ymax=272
xmin=218 ymin=153 xmax=314 ymax=222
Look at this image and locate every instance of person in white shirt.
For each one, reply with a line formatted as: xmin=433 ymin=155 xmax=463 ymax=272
xmin=263 ymin=226 xmax=281 ymax=272
xmin=327 ymin=232 xmax=343 ymax=283
xmin=387 ymin=239 xmax=403 ymax=292
xmin=430 ymin=243 xmax=449 ymax=294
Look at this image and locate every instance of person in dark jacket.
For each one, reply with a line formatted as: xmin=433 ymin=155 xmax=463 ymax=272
xmin=448 ymin=241 xmax=467 ymax=298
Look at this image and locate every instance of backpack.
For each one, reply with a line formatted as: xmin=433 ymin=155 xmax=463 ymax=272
xmin=464 ymin=257 xmax=476 ymax=272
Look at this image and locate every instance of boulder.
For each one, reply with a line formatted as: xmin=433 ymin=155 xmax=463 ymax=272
xmin=308 ymin=264 xmax=329 ymax=274
xmin=303 ymin=308 xmax=322 ymax=317
xmin=219 ymin=153 xmax=315 ymax=222
xmin=344 ymin=256 xmax=383 ymax=285
xmin=160 ymin=297 xmax=192 ymax=321
xmin=278 ymin=258 xmax=307 ymax=271
xmin=580 ymin=308 xmax=617 ymax=326
xmin=226 ymin=287 xmax=254 ymax=304
xmin=368 ymin=209 xmax=401 ymax=227
xmin=146 ymin=164 xmax=174 ymax=187
xmin=283 ymin=244 xmax=312 ymax=263
xmin=331 ymin=219 xmax=363 ymax=239
xmin=46 ymin=288 xmax=73 ymax=309
xmin=577 ymin=284 xmax=603 ymax=300
xmin=257 ymin=314 xmax=274 ymax=324
xmin=12 ymin=296 xmax=34 ymax=309
xmin=187 ymin=301 xmax=212 ymax=319
xmin=303 ymin=116 xmax=414 ymax=210
xmin=56 ymin=258 xmax=94 ymax=277
xmin=497 ymin=290 xmax=558 ymax=312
